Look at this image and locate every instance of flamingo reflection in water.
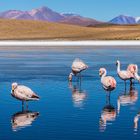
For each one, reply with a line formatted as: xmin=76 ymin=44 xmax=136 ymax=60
xmin=99 ymin=94 xmax=117 ymax=132
xmin=117 ymin=86 xmax=138 ymax=114
xmin=69 ymin=80 xmax=87 ymax=108
xmin=11 ymin=110 xmax=39 ymax=131
xmin=134 ymin=112 xmax=140 ymax=132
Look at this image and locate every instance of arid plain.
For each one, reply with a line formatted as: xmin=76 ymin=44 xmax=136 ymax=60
xmin=0 ymin=19 xmax=140 ymax=40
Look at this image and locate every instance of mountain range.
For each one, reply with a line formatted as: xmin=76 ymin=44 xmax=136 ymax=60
xmin=0 ymin=6 xmax=140 ymax=26
xmin=0 ymin=6 xmax=102 ymax=26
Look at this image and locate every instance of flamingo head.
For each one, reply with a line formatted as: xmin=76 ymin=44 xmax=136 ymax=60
xmin=68 ymin=72 xmax=74 ymax=81
xmin=127 ymin=64 xmax=138 ymax=74
xmin=134 ymin=65 xmax=138 ymax=73
xmin=12 ymin=82 xmax=18 ymax=91
xmin=99 ymin=68 xmax=106 ymax=77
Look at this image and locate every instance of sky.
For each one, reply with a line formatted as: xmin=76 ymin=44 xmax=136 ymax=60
xmin=0 ymin=0 xmax=140 ymax=21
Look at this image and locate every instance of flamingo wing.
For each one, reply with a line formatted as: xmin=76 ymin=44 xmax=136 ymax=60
xmin=127 ymin=64 xmax=138 ymax=74
xmin=15 ymin=85 xmax=39 ymax=100
xmin=102 ymin=76 xmax=116 ymax=89
xmin=118 ymin=71 xmax=133 ymax=79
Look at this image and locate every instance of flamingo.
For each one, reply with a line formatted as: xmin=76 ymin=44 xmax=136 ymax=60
xmin=127 ymin=63 xmax=138 ymax=84
xmin=133 ymin=70 xmax=140 ymax=82
xmin=11 ymin=82 xmax=40 ymax=108
xmin=116 ymin=60 xmax=135 ymax=87
xmin=68 ymin=58 xmax=88 ymax=82
xmin=99 ymin=68 xmax=116 ymax=92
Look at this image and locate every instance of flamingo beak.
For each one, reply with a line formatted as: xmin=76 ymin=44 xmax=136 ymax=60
xmin=12 ymin=86 xmax=15 ymax=92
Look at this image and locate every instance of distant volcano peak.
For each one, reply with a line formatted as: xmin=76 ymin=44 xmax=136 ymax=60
xmin=109 ymin=15 xmax=137 ymax=24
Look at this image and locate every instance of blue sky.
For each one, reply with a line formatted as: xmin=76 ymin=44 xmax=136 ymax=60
xmin=0 ymin=0 xmax=140 ymax=21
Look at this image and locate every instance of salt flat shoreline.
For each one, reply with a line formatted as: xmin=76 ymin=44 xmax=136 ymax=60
xmin=0 ymin=40 xmax=139 ymax=50
xmin=0 ymin=40 xmax=140 ymax=46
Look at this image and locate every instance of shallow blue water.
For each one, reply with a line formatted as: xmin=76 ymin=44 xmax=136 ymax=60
xmin=0 ymin=46 xmax=140 ymax=140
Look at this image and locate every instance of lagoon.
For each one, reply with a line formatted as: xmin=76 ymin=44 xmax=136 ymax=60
xmin=0 ymin=45 xmax=140 ymax=140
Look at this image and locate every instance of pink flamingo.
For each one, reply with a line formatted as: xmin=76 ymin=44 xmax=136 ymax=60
xmin=116 ymin=60 xmax=137 ymax=87
xmin=69 ymin=58 xmax=88 ymax=81
xmin=127 ymin=63 xmax=138 ymax=84
xmin=99 ymin=68 xmax=116 ymax=92
xmin=128 ymin=64 xmax=140 ymax=82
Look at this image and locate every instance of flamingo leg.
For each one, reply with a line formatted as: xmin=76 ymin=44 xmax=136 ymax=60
xmin=79 ymin=78 xmax=81 ymax=86
xmin=22 ymin=101 xmax=24 ymax=111
xmin=124 ymin=80 xmax=126 ymax=92
xmin=108 ymin=92 xmax=111 ymax=105
xmin=77 ymin=73 xmax=81 ymax=84
xmin=77 ymin=74 xmax=79 ymax=83
xmin=130 ymin=84 xmax=133 ymax=92
xmin=79 ymin=73 xmax=82 ymax=91
xmin=106 ymin=93 xmax=108 ymax=104
xmin=133 ymin=81 xmax=135 ymax=87
xmin=106 ymin=92 xmax=111 ymax=105
xmin=26 ymin=101 xmax=28 ymax=110
xmin=132 ymin=79 xmax=135 ymax=87
xmin=130 ymin=79 xmax=133 ymax=87
xmin=106 ymin=92 xmax=110 ymax=105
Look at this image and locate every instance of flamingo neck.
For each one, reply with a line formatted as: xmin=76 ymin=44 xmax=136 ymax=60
xmin=134 ymin=72 xmax=140 ymax=81
xmin=117 ymin=62 xmax=121 ymax=73
xmin=101 ymin=70 xmax=107 ymax=80
xmin=135 ymin=65 xmax=138 ymax=73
